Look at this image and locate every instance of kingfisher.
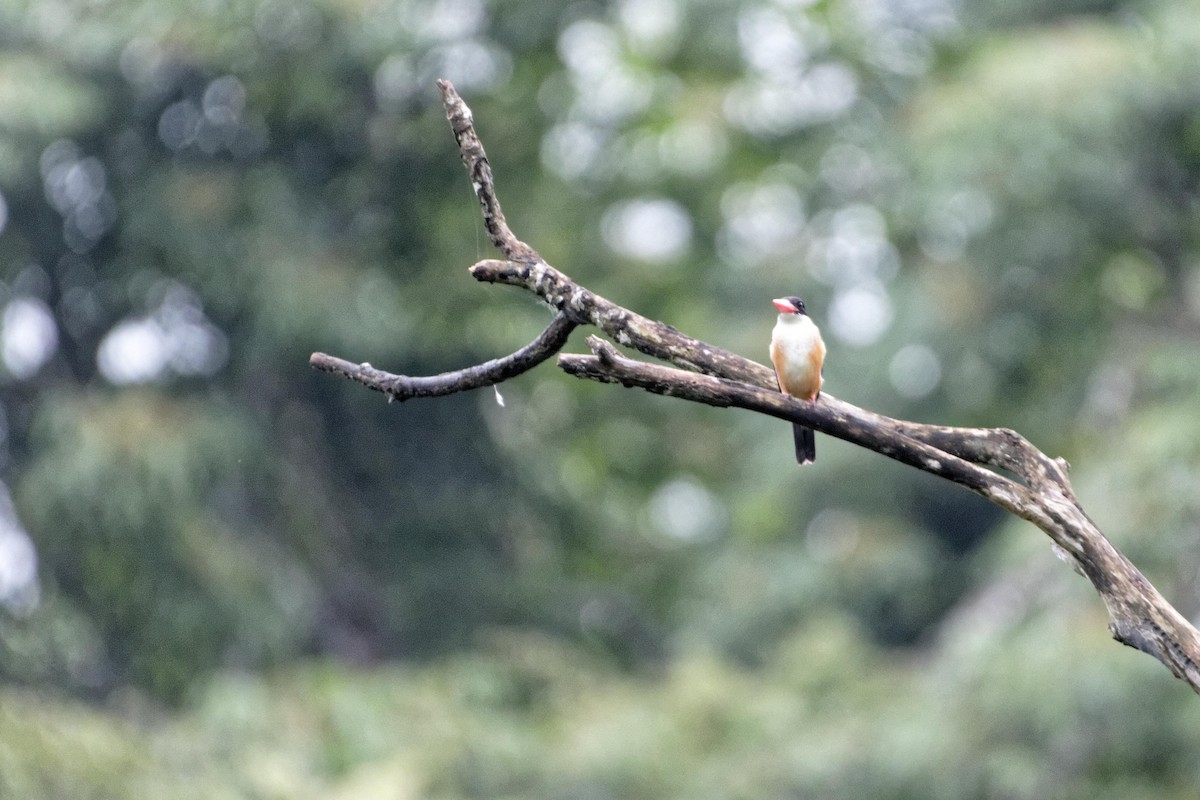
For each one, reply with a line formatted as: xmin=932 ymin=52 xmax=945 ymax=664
xmin=769 ymin=296 xmax=826 ymax=464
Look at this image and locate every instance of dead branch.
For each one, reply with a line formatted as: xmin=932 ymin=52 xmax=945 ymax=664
xmin=310 ymin=80 xmax=1200 ymax=694
xmin=310 ymin=312 xmax=576 ymax=401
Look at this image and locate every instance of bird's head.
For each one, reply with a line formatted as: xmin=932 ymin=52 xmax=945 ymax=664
xmin=772 ymin=296 xmax=807 ymax=315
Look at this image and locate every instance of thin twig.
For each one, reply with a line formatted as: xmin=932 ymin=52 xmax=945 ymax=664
xmin=309 ymin=312 xmax=576 ymax=401
xmin=437 ymin=80 xmax=539 ymax=263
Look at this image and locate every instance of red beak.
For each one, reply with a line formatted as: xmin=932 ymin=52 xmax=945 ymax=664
xmin=772 ymin=298 xmax=796 ymax=313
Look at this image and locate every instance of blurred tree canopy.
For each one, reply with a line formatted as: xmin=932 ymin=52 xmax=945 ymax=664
xmin=1 ymin=0 xmax=1200 ymax=796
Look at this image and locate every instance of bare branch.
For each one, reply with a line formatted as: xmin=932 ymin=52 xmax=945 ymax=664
xmin=560 ymin=338 xmax=1200 ymax=690
xmin=472 ymin=259 xmax=769 ymax=384
xmin=309 ymin=80 xmax=1200 ymax=695
xmin=559 ymin=337 xmax=1040 ymax=519
xmin=309 ymin=312 xmax=576 ymax=401
xmin=867 ymin=412 xmax=1075 ymax=498
xmin=436 ymin=80 xmax=538 ymax=263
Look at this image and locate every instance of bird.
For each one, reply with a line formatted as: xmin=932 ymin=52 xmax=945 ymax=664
xmin=769 ymin=296 xmax=826 ymax=464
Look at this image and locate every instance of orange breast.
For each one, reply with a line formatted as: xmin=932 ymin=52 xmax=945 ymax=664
xmin=771 ymin=336 xmax=824 ymax=401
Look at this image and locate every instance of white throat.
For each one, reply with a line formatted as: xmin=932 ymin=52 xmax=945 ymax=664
xmin=772 ymin=313 xmax=823 ymax=382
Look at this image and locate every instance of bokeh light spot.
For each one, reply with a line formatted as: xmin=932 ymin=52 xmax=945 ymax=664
xmin=828 ymin=285 xmax=893 ymax=346
xmin=0 ymin=483 xmax=38 ymax=615
xmin=2 ymin=297 xmax=58 ymax=379
xmin=889 ymin=344 xmax=942 ymax=399
xmin=541 ymin=122 xmax=605 ymax=179
xmin=618 ymin=0 xmax=681 ymax=58
xmin=97 ymin=282 xmax=228 ymax=385
xmin=602 ymin=198 xmax=692 ymax=263
xmin=649 ymin=477 xmax=725 ymax=542
xmin=718 ymin=181 xmax=805 ymax=268
xmin=97 ymin=317 xmax=168 ymax=384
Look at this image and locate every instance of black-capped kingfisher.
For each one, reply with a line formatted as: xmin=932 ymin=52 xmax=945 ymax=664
xmin=769 ymin=296 xmax=826 ymax=464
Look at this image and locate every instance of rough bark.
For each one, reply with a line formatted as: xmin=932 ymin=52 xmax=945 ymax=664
xmin=310 ymin=80 xmax=1200 ymax=694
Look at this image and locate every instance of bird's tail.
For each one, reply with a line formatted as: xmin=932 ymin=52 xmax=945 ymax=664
xmin=793 ymin=423 xmax=816 ymax=465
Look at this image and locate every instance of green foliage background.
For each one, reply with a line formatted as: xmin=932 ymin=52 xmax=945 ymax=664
xmin=1 ymin=0 xmax=1200 ymax=795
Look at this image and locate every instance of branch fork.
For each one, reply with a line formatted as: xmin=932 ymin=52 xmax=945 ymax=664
xmin=311 ymin=80 xmax=1200 ymax=694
